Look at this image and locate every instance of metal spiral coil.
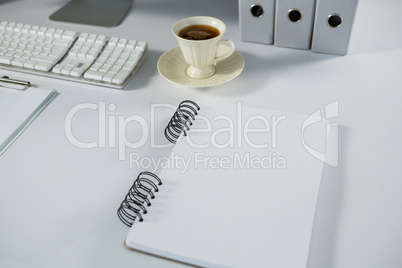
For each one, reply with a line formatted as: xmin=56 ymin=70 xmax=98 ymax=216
xmin=164 ymin=100 xmax=200 ymax=144
xmin=117 ymin=171 xmax=162 ymax=227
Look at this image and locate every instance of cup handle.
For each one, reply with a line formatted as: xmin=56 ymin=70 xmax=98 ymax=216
xmin=214 ymin=39 xmax=235 ymax=63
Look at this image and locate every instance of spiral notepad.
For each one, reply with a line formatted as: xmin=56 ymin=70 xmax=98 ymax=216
xmin=119 ymin=98 xmax=329 ymax=268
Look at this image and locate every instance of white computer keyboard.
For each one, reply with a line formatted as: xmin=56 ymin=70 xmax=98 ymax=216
xmin=0 ymin=21 xmax=148 ymax=89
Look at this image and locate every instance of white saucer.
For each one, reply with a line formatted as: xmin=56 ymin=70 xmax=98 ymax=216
xmin=157 ymin=46 xmax=244 ymax=87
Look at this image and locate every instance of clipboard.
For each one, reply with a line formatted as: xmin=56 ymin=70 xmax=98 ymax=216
xmin=0 ymin=76 xmax=57 ymax=156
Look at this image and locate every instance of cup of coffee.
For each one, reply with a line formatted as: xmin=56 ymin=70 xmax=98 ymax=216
xmin=172 ymin=16 xmax=235 ymax=79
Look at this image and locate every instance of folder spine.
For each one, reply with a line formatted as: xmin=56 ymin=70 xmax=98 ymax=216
xmin=239 ymin=0 xmax=276 ymax=44
xmin=274 ymin=0 xmax=317 ymax=49
xmin=311 ymin=0 xmax=359 ymax=55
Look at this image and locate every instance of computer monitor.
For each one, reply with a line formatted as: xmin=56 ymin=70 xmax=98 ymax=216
xmin=49 ymin=0 xmax=133 ymax=27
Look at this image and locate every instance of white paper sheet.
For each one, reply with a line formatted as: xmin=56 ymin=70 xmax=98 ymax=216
xmin=0 ymin=81 xmax=56 ymax=155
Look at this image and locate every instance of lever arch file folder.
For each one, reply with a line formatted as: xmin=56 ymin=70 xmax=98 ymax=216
xmin=275 ymin=0 xmax=317 ymax=49
xmin=0 ymin=76 xmax=57 ymax=156
xmin=239 ymin=0 xmax=276 ymax=44
xmin=311 ymin=0 xmax=359 ymax=55
xmin=120 ymin=99 xmax=332 ymax=268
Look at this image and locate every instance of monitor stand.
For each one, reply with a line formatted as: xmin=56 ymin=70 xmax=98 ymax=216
xmin=49 ymin=0 xmax=133 ymax=27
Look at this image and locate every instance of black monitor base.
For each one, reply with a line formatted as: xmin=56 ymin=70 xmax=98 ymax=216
xmin=49 ymin=0 xmax=133 ymax=27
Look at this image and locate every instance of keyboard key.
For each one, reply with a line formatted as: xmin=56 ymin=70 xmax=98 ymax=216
xmin=82 ymin=42 xmax=92 ymax=49
xmin=62 ymin=31 xmax=78 ymax=40
xmin=32 ymin=48 xmax=42 ymax=55
xmin=127 ymin=40 xmax=137 ymax=49
xmin=21 ymin=53 xmax=31 ymax=59
xmin=68 ymin=47 xmax=79 ymax=57
xmin=11 ymin=57 xmax=26 ymax=67
xmin=104 ymin=59 xmax=116 ymax=66
xmin=28 ymin=34 xmax=37 ymax=41
xmin=112 ymin=70 xmax=131 ymax=84
xmin=117 ymin=39 xmax=128 ymax=47
xmin=0 ymin=21 xmax=7 ymax=30
xmin=38 ymin=26 xmax=47 ymax=35
xmin=119 ymin=54 xmax=129 ymax=62
xmin=52 ymin=64 xmax=63 ymax=74
xmin=104 ymin=45 xmax=114 ymax=52
xmin=123 ymin=61 xmax=136 ymax=72
xmin=78 ymin=33 xmax=88 ymax=42
xmin=53 ymin=38 xmax=73 ymax=47
xmin=115 ymin=60 xmax=126 ymax=68
xmin=50 ymin=48 xmax=68 ymax=58
xmin=109 ymin=53 xmax=119 ymax=61
xmin=24 ymin=59 xmax=37 ymax=69
xmin=122 ymin=48 xmax=133 ymax=55
xmin=109 ymin=37 xmax=119 ymax=46
xmin=45 ymin=28 xmax=56 ymax=37
xmin=90 ymin=62 xmax=102 ymax=71
xmin=86 ymin=50 xmax=99 ymax=59
xmin=96 ymin=35 xmax=106 ymax=45
xmin=21 ymin=24 xmax=31 ymax=33
xmin=84 ymin=70 xmax=105 ymax=81
xmin=136 ymin=41 xmax=147 ymax=52
xmin=61 ymin=65 xmax=74 ymax=75
xmin=128 ymin=54 xmax=140 ymax=62
xmin=77 ymin=47 xmax=90 ymax=58
xmin=114 ymin=47 xmax=124 ymax=54
xmin=36 ymin=36 xmax=46 ymax=43
xmin=71 ymin=67 xmax=85 ymax=77
xmin=6 ymin=22 xmax=15 ymax=31
xmin=87 ymin=34 xmax=97 ymax=43
xmin=13 ymin=51 xmax=24 ymax=58
xmin=29 ymin=25 xmax=39 ymax=34
xmin=109 ymin=66 xmax=121 ymax=74
xmin=34 ymin=61 xmax=53 ymax=71
xmin=54 ymin=29 xmax=64 ymax=38
xmin=92 ymin=44 xmax=102 ymax=52
xmin=0 ymin=55 xmax=12 ymax=64
xmin=103 ymin=72 xmax=116 ymax=83
xmin=14 ymin=23 xmax=24 ymax=32
xmin=99 ymin=64 xmax=111 ymax=73
xmin=31 ymin=54 xmax=58 ymax=64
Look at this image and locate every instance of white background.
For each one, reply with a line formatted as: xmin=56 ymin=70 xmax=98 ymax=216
xmin=0 ymin=0 xmax=401 ymax=267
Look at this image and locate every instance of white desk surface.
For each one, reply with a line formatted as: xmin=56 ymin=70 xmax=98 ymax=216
xmin=0 ymin=0 xmax=401 ymax=267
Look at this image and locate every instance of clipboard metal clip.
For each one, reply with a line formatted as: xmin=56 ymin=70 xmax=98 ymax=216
xmin=0 ymin=76 xmax=31 ymax=91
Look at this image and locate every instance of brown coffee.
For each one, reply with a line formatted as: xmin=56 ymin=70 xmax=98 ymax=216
xmin=178 ymin=24 xmax=220 ymax=40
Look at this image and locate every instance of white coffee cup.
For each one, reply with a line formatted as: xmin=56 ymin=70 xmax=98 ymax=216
xmin=172 ymin=16 xmax=235 ymax=79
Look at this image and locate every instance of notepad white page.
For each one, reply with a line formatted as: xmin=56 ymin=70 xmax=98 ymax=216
xmin=126 ymin=100 xmax=329 ymax=268
xmin=0 ymin=84 xmax=56 ymax=155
